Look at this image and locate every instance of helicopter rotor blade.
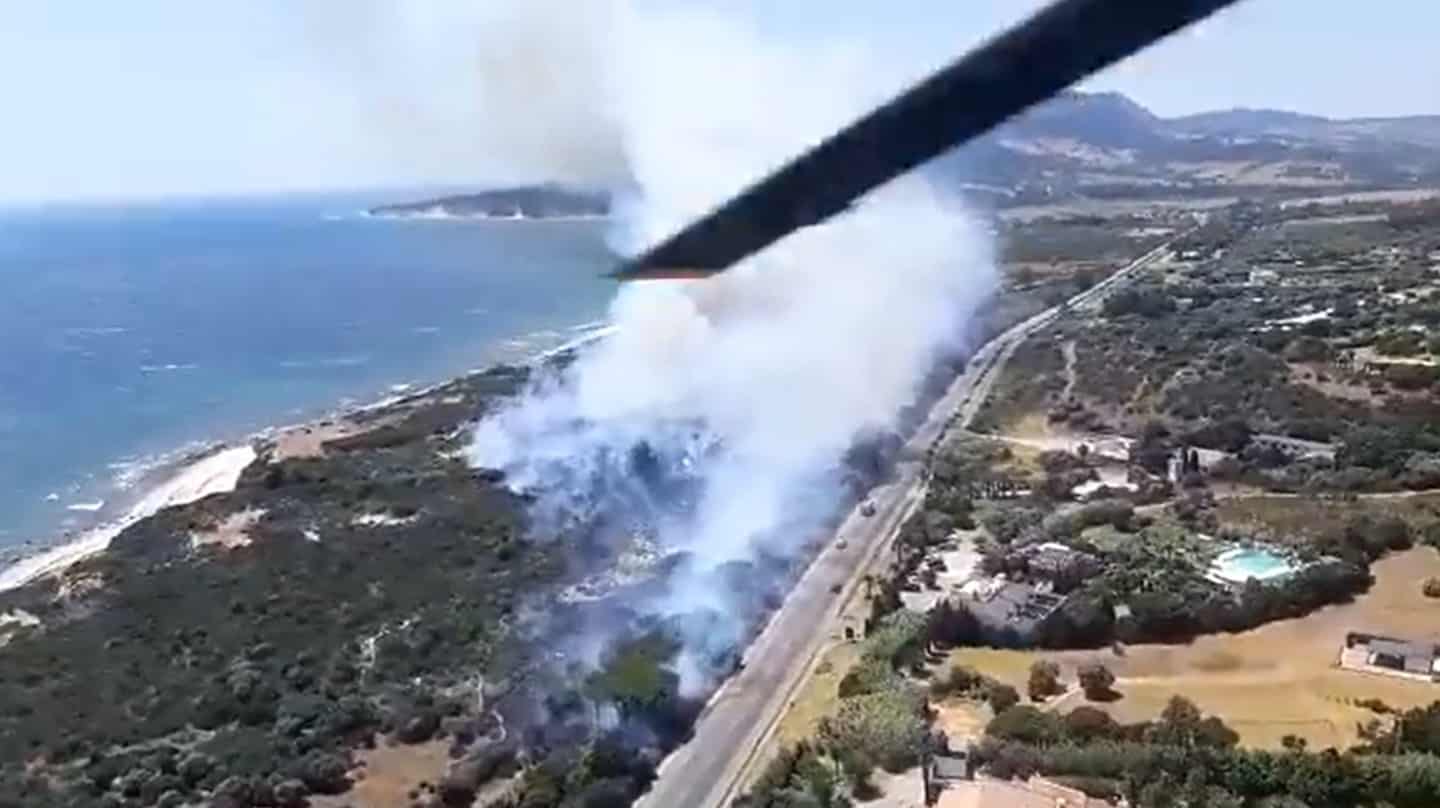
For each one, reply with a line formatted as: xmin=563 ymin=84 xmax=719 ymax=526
xmin=612 ymin=0 xmax=1241 ymax=281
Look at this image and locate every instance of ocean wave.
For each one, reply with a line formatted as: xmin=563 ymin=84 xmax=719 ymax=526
xmin=0 ymin=445 xmax=258 ymax=593
xmin=107 ymin=437 xmax=225 ymax=492
xmin=5 ymin=318 xmax=619 ymax=587
xmin=63 ymin=326 xmax=129 ymax=337
xmin=139 ymin=363 xmax=199 ymax=373
xmin=278 ymin=356 xmax=372 ymax=369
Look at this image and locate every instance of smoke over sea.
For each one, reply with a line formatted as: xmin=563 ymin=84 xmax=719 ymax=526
xmin=465 ymin=0 xmax=999 ymax=692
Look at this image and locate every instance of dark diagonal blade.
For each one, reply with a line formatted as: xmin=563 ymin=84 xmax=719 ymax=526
xmin=612 ymin=0 xmax=1241 ymax=281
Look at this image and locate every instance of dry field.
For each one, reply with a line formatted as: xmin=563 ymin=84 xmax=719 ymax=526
xmin=310 ymin=740 xmax=452 ymax=808
xmin=949 ymin=547 xmax=1440 ymax=749
xmin=1217 ymin=493 xmax=1440 ymax=541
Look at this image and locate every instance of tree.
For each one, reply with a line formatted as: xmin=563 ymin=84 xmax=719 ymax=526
xmin=1376 ymin=330 xmax=1425 ymax=357
xmin=926 ymin=600 xmax=981 ymax=650
xmin=1188 ymin=418 xmax=1254 ymax=454
xmin=1130 ymin=421 xmax=1174 ymax=475
xmin=1338 ymin=425 xmax=1413 ymax=472
xmin=1374 ymin=515 xmax=1414 ymax=551
xmin=1077 ymin=662 xmax=1116 ymax=701
xmin=986 ymin=706 xmax=1062 ymax=745
xmin=986 ymin=683 xmax=1020 ymax=714
xmin=1284 ymin=335 xmax=1334 ymax=363
xmin=819 ymin=689 xmax=928 ymax=774
xmin=981 ymin=505 xmax=1045 ymax=545
xmin=1146 ymin=696 xmax=1205 ymax=748
xmin=739 ymin=743 xmax=853 ymax=808
xmin=1027 ymin=661 xmax=1064 ymax=703
xmin=1062 ymin=706 xmax=1121 ymax=741
xmin=586 ymin=635 xmax=681 ymax=722
xmin=863 ymin=611 xmax=926 ymax=669
xmin=1103 ymin=286 xmax=1175 ymax=319
xmin=929 ymin=665 xmax=985 ymax=700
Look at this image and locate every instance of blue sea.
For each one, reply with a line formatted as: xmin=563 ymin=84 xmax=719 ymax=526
xmin=0 ymin=193 xmax=616 ymax=555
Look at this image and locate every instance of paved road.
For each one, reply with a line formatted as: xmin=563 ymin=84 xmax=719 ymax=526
xmin=637 ymin=243 xmax=1174 ymax=808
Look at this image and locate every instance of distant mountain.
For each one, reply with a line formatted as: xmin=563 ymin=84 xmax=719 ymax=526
xmin=1167 ymin=107 xmax=1332 ymax=135
xmin=929 ymin=92 xmax=1440 ymax=207
xmin=1167 ymin=108 xmax=1440 ymax=149
xmin=370 ymin=185 xmax=609 ymax=220
xmin=377 ymin=96 xmax=1440 ymax=218
xmin=1007 ymin=91 xmax=1164 ymax=149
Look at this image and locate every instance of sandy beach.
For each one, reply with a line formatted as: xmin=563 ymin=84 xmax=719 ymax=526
xmin=0 ymin=444 xmax=258 ymax=593
xmin=0 ymin=322 xmax=617 ymax=597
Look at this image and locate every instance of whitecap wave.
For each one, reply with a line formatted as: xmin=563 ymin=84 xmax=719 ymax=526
xmin=139 ymin=363 xmax=199 ymax=373
xmin=0 ymin=445 xmax=258 ymax=593
xmin=278 ymin=355 xmax=372 ymax=369
xmin=63 ymin=326 xmax=129 ymax=337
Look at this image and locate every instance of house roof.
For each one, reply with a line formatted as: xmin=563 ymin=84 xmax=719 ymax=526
xmin=1365 ymin=636 xmax=1434 ymax=668
xmin=1369 ymin=639 xmax=1434 ymax=663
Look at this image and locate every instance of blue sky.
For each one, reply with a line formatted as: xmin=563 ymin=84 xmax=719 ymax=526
xmin=1 ymin=0 xmax=1434 ymax=203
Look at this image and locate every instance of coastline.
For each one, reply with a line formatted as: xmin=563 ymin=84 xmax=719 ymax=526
xmin=0 ymin=445 xmax=257 ymax=593
xmin=0 ymin=321 xmax=616 ymax=596
xmin=362 ymin=209 xmax=611 ymax=223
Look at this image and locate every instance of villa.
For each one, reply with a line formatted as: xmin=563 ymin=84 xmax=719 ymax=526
xmin=957 ymin=578 xmax=1069 ymax=640
xmin=1340 ymin=632 xmax=1440 ymax=682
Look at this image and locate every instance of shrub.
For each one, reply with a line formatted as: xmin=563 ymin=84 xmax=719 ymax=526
xmin=1077 ymin=663 xmax=1116 ymax=701
xmin=1027 ymin=661 xmax=1064 ymax=703
xmin=986 ymin=683 xmax=1021 ymax=714
xmin=986 ymin=706 xmax=1063 ymax=744
xmin=929 ymin=665 xmax=986 ymax=700
xmin=820 ymin=689 xmax=929 ymax=773
xmin=839 ymin=657 xmax=902 ymax=699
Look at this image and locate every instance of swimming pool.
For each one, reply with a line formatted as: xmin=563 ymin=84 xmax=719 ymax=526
xmin=1207 ymin=547 xmax=1299 ymax=585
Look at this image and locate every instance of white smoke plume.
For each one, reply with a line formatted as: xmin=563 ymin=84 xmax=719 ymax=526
xmin=300 ymin=0 xmax=629 ymax=189
xmin=468 ymin=0 xmax=999 ymax=692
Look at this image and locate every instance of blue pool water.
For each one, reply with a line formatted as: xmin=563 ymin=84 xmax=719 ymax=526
xmin=1210 ymin=547 xmax=1297 ymax=583
xmin=0 ymin=193 xmax=617 ymax=553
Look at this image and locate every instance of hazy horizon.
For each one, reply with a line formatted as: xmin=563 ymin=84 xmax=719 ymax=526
xmin=3 ymin=0 xmax=1436 ymax=205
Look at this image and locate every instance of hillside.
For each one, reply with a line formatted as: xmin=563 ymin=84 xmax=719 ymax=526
xmin=932 ymin=91 xmax=1440 ymax=207
xmin=369 ymin=95 xmax=1439 ymax=218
